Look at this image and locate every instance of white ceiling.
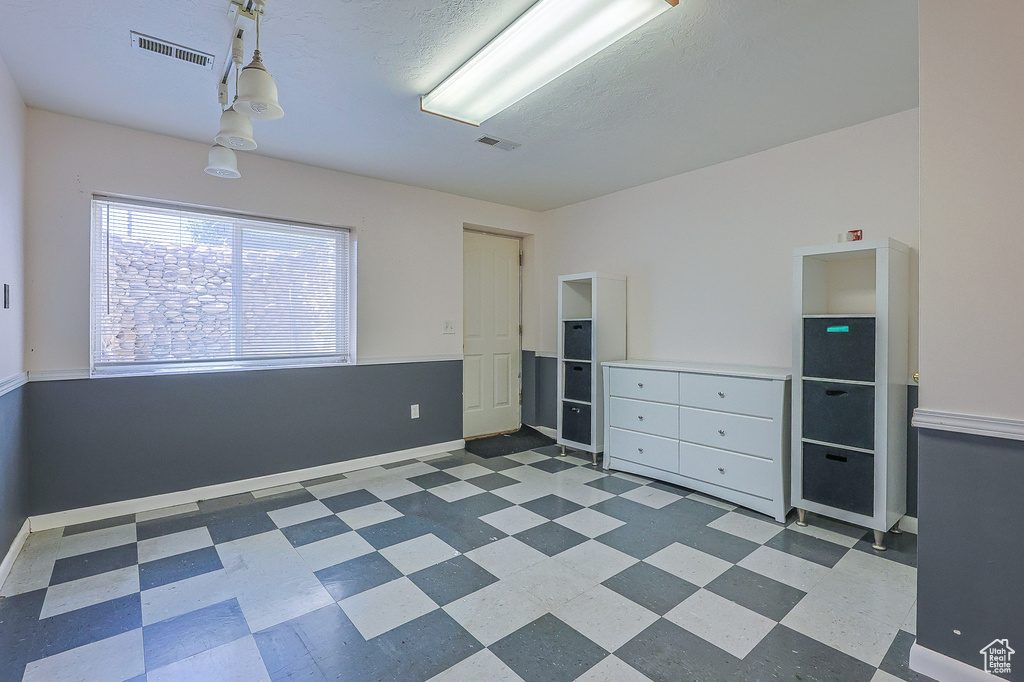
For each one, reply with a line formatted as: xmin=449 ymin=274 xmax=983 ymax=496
xmin=0 ymin=0 xmax=918 ymax=211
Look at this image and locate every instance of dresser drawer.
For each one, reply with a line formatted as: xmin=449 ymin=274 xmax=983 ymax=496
xmin=608 ymin=428 xmax=679 ymax=473
xmin=609 ymin=367 xmax=678 ymax=403
xmin=678 ymin=406 xmax=778 ymax=460
xmin=609 ymin=397 xmax=678 ymax=439
xmin=678 ymin=373 xmax=779 ymax=418
xmin=678 ymin=442 xmax=775 ymax=500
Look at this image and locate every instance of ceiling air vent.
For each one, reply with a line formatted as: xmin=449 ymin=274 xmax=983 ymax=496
xmin=130 ymin=31 xmax=215 ymax=70
xmin=476 ymin=135 xmax=521 ymax=152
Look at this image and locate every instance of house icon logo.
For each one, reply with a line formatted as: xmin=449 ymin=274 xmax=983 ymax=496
xmin=980 ymin=639 xmax=1014 ymax=676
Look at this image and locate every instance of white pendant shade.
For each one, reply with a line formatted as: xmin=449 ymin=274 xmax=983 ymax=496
xmin=215 ymin=108 xmax=257 ymax=150
xmin=205 ymin=145 xmax=241 ymax=178
xmin=421 ymin=0 xmax=678 ymax=126
xmin=233 ymin=50 xmax=284 ymax=120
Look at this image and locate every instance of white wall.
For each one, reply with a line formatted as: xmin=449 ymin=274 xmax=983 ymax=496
xmin=540 ymin=110 xmax=920 ymax=375
xmin=919 ymin=1 xmax=1024 ymax=421
xmin=23 ymin=110 xmax=545 ymax=372
xmin=0 ymin=55 xmax=25 ymax=381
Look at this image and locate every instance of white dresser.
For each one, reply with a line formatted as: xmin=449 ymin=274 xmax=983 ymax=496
xmin=602 ymin=360 xmax=792 ymax=522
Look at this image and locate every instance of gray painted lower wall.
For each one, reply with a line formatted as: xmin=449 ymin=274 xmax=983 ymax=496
xmin=521 ymin=351 xmax=557 ymax=431
xmin=0 ymin=385 xmax=28 ymax=555
xmin=26 ymin=361 xmax=462 ymax=515
xmin=916 ymin=428 xmax=1024 ymax=678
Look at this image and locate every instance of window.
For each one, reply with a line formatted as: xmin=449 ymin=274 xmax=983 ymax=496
xmin=91 ymin=196 xmax=354 ymax=375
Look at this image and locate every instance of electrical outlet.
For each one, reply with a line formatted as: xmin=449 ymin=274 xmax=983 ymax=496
xmin=443 ymin=320 xmax=456 ymax=334
xmin=410 ymin=404 xmax=419 ymax=419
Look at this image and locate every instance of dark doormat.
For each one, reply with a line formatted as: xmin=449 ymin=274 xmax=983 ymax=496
xmin=465 ymin=425 xmax=555 ymax=458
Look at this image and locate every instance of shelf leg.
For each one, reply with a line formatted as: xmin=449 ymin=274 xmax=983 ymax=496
xmin=559 ymin=445 xmax=566 ymax=457
xmin=796 ymin=509 xmax=807 ymax=527
xmin=891 ymin=520 xmax=903 ymax=535
xmin=872 ymin=530 xmax=887 ymax=551
xmin=592 ymin=452 xmax=598 ymax=467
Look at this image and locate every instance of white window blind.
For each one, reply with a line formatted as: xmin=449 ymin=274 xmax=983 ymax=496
xmin=91 ymin=197 xmax=353 ymax=375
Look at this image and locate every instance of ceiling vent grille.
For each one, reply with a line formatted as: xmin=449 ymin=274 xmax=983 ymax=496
xmin=476 ymin=135 xmax=521 ymax=152
xmin=131 ymin=31 xmax=215 ymax=70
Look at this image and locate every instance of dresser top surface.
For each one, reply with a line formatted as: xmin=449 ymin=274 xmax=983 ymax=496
xmin=603 ymin=359 xmax=792 ymax=381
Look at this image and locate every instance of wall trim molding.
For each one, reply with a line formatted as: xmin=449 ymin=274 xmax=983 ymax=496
xmin=28 ymin=439 xmax=465 ymax=532
xmin=0 ymin=372 xmax=28 ymax=398
xmin=358 ymin=355 xmax=463 ymax=365
xmin=910 ymin=642 xmax=1001 ymax=682
xmin=533 ymin=351 xmax=557 ymax=359
xmin=27 ymin=369 xmax=90 ymax=382
xmin=531 ymin=425 xmax=557 ymax=439
xmin=899 ymin=515 xmax=918 ymax=535
xmin=913 ymin=408 xmax=1024 ymax=442
xmin=0 ymin=519 xmax=31 ymax=591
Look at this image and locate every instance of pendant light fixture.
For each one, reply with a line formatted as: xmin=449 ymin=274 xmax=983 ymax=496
xmin=234 ymin=0 xmax=284 ymax=120
xmin=216 ymin=35 xmax=257 ymax=150
xmin=205 ymin=144 xmax=241 ymax=178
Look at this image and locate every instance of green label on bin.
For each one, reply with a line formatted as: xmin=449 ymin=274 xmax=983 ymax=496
xmin=826 ymin=325 xmax=850 ymax=333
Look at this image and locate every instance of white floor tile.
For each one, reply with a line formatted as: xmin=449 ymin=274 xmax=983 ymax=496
xmin=379 ymin=534 xmax=459 ymax=575
xmin=305 ymin=478 xmax=361 ymax=500
xmin=831 ymin=550 xmax=917 ymax=598
xmin=501 ymin=465 xmax=553 ymax=484
xmin=479 ymin=506 xmax=549 ymax=535
xmin=612 ymin=472 xmax=652 ymax=485
xmin=505 ymin=557 xmax=597 ymax=610
xmin=384 ymin=461 xmax=439 ymax=479
xmin=504 ymin=451 xmax=549 ymax=465
xmin=336 ymin=501 xmax=403 ymax=530
xmin=553 ymin=584 xmax=659 ymax=652
xmin=148 ymin=634 xmax=269 ymax=682
xmin=342 ymin=466 xmax=391 ymax=482
xmin=645 ymin=543 xmax=732 ymax=587
xmin=807 ymin=570 xmax=916 ymax=628
xmin=266 ymin=500 xmax=333 ymax=528
xmin=136 ymin=502 xmax=200 ymax=522
xmin=427 ymin=649 xmax=525 ymax=682
xmin=552 ymin=466 xmax=606 ymax=486
xmin=548 ymin=482 xmax=615 ymax=507
xmin=737 ymin=545 xmax=829 ymax=592
xmin=296 ymin=530 xmax=375 ymax=572
xmin=554 ymin=507 xmax=625 ymax=538
xmin=340 ymin=577 xmax=437 ymax=639
xmin=444 ymin=463 xmax=494 ymax=480
xmin=665 ymin=589 xmax=776 ymax=659
xmin=251 ymin=482 xmax=302 ymax=498
xmin=22 ymin=628 xmax=144 ymax=682
xmin=782 ymin=592 xmax=901 ymax=666
xmin=788 ymin=520 xmax=864 ymax=548
xmin=364 ymin=477 xmax=423 ymax=501
xmin=553 ymin=539 xmax=638 ymax=583
xmin=686 ymin=492 xmax=737 ymax=511
xmin=871 ymin=669 xmax=905 ymax=682
xmin=574 ymin=655 xmax=652 ymax=682
xmin=216 ymin=531 xmax=334 ymax=632
xmin=619 ymin=485 xmax=680 ymax=509
xmin=429 ymin=481 xmax=485 ymax=503
xmin=443 ymin=581 xmax=547 ymax=646
xmin=138 ymin=527 xmax=213 ymax=564
xmin=40 ymin=566 xmax=139 ymax=619
xmin=142 ymin=569 xmax=236 ymax=626
xmin=464 ymin=537 xmax=549 ymax=580
xmin=1 ymin=528 xmax=62 ymax=596
xmin=492 ymin=481 xmax=553 ymax=505
xmin=902 ymin=600 xmax=917 ymax=635
xmin=707 ymin=512 xmax=784 ymax=544
xmin=57 ymin=524 xmax=136 ymax=560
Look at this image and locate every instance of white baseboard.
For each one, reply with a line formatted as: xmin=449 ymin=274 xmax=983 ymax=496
xmin=532 ymin=425 xmax=557 ymax=439
xmin=899 ymin=515 xmax=918 ymax=534
xmin=0 ymin=372 xmax=28 ymax=398
xmin=29 ymin=439 xmax=465 ymax=532
xmin=910 ymin=642 xmax=1002 ymax=681
xmin=0 ymin=519 xmax=30 ymax=590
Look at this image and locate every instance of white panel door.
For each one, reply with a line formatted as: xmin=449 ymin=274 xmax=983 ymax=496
xmin=464 ymin=231 xmax=521 ymax=438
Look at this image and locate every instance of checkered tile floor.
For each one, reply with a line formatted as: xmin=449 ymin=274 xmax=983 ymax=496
xmin=0 ymin=445 xmax=933 ymax=682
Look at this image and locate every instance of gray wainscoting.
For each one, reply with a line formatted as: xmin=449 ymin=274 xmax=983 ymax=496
xmin=521 ymin=351 xmax=557 ymax=431
xmin=916 ymin=428 xmax=1024 ymax=674
xmin=0 ymin=384 xmax=28 ymax=554
xmin=26 ymin=361 xmax=462 ymax=515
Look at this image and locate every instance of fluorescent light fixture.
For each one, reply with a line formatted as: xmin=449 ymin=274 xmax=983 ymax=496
xmin=421 ymin=0 xmax=678 ymax=126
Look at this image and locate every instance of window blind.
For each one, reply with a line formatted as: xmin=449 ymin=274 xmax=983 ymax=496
xmin=91 ymin=197 xmax=352 ymax=374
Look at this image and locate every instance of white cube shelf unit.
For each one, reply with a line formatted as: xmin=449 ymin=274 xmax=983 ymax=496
xmin=557 ymin=272 xmax=626 ymax=464
xmin=792 ymin=238 xmax=910 ymax=550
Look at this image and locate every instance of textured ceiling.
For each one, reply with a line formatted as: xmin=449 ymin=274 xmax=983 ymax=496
xmin=0 ymin=0 xmax=918 ymax=211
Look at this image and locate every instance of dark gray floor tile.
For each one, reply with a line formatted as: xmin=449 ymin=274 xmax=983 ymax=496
xmin=356 ymin=514 xmax=444 ymax=550
xmin=617 ymin=618 xmax=740 ymax=681
xmin=409 ymin=471 xmax=461 ymax=489
xmin=136 ymin=511 xmax=208 ymax=542
xmin=280 ymin=514 xmax=351 ymax=548
xmin=382 ymin=458 xmax=420 ymax=470
xmin=490 ymin=614 xmax=607 ymax=682
xmin=465 ymin=471 xmax=520 ymax=491
xmin=321 ymin=489 xmax=380 ymax=514
xmin=299 ymin=472 xmax=347 ymax=487
xmin=530 ymin=444 xmax=564 ymax=457
xmin=407 ymin=555 xmax=498 ymax=606
xmin=375 ymin=609 xmax=483 ymax=678
xmin=589 ymin=496 xmax=664 ymax=525
xmin=658 ymin=496 xmax=731 ymax=526
xmin=602 ymin=562 xmax=700 ymax=616
xmin=674 ymin=524 xmax=760 ymax=563
xmin=585 ymin=475 xmax=644 ymax=494
xmin=731 ymin=625 xmax=876 ymax=682
xmin=143 ymin=598 xmax=249 ymax=671
xmin=434 ymin=517 xmax=507 ymax=553
xmin=704 ymin=566 xmax=806 ymax=621
xmin=50 ymin=543 xmax=138 ymax=585
xmin=732 ymin=504 xmax=791 ymax=526
xmin=256 ymin=488 xmax=318 ymax=512
xmin=764 ymin=529 xmax=850 ymax=568
xmin=879 ymin=630 xmax=938 ymax=681
xmin=423 ymin=453 xmax=474 ymax=470
xmin=62 ymin=514 xmax=136 ymax=537
xmin=521 ymin=494 xmax=584 ymax=520
xmin=593 ymin=522 xmax=680 ymax=560
xmin=29 ymin=594 xmax=142 ymax=670
xmin=514 ymin=522 xmax=588 ymax=556
xmin=854 ymin=529 xmax=918 ymax=568
xmin=529 ymin=458 xmax=577 ymax=474
xmin=139 ymin=546 xmax=223 ymax=591
xmin=314 ymin=553 xmax=403 ymax=601
xmin=197 ymin=492 xmax=258 ymax=514
xmin=446 ymin=491 xmax=514 ymax=520
xmin=648 ymin=480 xmax=693 ymax=496
xmin=471 ymin=456 xmax=523 ymax=473
xmin=206 ymin=511 xmax=277 ymax=545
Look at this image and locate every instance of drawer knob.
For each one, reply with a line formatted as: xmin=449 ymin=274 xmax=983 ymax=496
xmin=718 ymin=429 xmax=726 ymax=436
xmin=718 ymin=467 xmax=725 ymax=473
xmin=637 ymin=415 xmax=644 ymax=421
xmin=638 ymin=448 xmax=644 ymax=454
xmin=718 ymin=391 xmax=725 ymax=398
xmin=637 ymin=382 xmax=644 ymax=388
